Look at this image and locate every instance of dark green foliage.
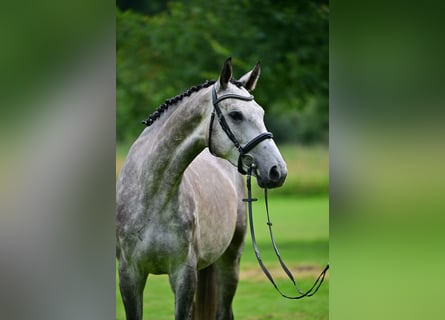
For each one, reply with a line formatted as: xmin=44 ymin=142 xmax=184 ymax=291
xmin=117 ymin=1 xmax=328 ymax=144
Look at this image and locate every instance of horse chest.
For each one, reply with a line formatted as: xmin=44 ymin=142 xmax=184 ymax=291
xmin=136 ymin=196 xmax=238 ymax=272
xmin=135 ymin=204 xmax=196 ymax=273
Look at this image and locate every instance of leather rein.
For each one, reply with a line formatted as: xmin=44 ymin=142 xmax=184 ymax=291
xmin=244 ymin=165 xmax=329 ymax=299
xmin=208 ymin=84 xmax=329 ymax=299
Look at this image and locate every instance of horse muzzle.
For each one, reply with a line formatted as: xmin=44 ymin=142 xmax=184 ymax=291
xmin=254 ymin=163 xmax=287 ymax=189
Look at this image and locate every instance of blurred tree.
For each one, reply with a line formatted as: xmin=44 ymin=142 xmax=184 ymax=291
xmin=117 ymin=0 xmax=328 ymax=144
xmin=116 ymin=0 xmax=168 ymax=15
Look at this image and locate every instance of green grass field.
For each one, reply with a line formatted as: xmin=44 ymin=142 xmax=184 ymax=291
xmin=116 ymin=144 xmax=329 ymax=319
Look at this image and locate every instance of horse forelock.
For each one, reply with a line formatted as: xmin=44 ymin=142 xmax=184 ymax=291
xmin=142 ymin=79 xmax=245 ymax=127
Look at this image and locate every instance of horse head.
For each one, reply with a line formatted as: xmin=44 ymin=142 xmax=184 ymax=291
xmin=207 ymin=57 xmax=287 ymax=189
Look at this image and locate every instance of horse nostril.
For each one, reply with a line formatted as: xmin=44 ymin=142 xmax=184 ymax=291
xmin=269 ymin=165 xmax=281 ymax=182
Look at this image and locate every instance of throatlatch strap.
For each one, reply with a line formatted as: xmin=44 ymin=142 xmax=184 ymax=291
xmin=243 ymin=166 xmax=329 ymax=299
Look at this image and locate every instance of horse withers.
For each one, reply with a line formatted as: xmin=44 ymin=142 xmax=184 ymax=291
xmin=116 ymin=57 xmax=287 ymax=320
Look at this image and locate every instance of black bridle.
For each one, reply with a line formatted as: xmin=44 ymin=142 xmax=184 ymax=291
xmin=208 ymin=85 xmax=273 ymax=174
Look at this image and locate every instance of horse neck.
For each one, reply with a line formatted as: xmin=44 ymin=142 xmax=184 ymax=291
xmin=140 ymin=88 xmax=212 ymax=202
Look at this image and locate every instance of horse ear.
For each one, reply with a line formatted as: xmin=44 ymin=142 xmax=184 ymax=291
xmin=218 ymin=57 xmax=232 ymax=90
xmin=239 ymin=61 xmax=261 ymax=92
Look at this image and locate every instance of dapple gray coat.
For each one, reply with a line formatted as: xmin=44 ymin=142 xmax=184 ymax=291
xmin=116 ymin=58 xmax=287 ymax=320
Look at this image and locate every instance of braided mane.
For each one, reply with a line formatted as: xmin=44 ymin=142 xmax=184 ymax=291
xmin=142 ymin=79 xmax=244 ymax=126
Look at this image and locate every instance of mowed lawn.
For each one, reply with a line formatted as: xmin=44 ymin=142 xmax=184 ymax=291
xmin=116 ymin=144 xmax=329 ymax=319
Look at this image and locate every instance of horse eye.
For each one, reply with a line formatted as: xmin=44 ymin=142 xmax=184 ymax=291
xmin=229 ymin=111 xmax=244 ymax=121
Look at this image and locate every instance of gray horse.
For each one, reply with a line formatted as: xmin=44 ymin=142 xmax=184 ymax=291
xmin=116 ymin=58 xmax=287 ymax=320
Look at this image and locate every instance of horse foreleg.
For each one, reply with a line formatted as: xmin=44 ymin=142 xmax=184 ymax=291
xmin=215 ymin=250 xmax=242 ymax=320
xmin=215 ymin=211 xmax=246 ymax=320
xmin=118 ymin=260 xmax=148 ymax=320
xmin=169 ymin=263 xmax=197 ymax=320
